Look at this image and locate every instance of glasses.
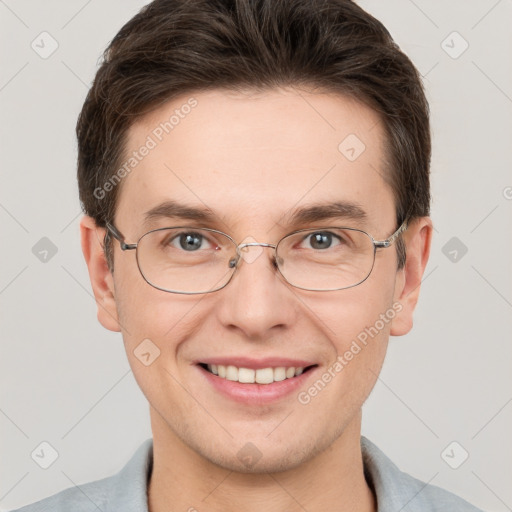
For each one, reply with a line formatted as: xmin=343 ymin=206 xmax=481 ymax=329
xmin=105 ymin=221 xmax=407 ymax=294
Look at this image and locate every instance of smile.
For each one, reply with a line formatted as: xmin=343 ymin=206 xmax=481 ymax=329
xmin=200 ymin=363 xmax=316 ymax=384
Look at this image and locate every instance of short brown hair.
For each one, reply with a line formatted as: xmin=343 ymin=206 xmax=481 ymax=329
xmin=77 ymin=0 xmax=431 ymax=270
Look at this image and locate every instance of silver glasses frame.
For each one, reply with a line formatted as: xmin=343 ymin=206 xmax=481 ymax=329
xmin=105 ymin=220 xmax=408 ymax=294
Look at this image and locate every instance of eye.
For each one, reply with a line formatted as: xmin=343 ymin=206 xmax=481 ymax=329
xmin=169 ymin=232 xmax=210 ymax=251
xmin=303 ymin=231 xmax=342 ymax=250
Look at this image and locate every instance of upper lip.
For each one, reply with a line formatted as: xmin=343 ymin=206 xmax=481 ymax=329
xmin=196 ymin=357 xmax=317 ymax=369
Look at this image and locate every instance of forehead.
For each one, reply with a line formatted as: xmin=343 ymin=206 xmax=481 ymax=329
xmin=116 ymin=87 xmax=395 ymax=236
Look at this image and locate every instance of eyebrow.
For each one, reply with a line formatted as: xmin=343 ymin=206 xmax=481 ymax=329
xmin=286 ymin=201 xmax=368 ymax=226
xmin=142 ymin=200 xmax=216 ymax=228
xmin=142 ymin=199 xmax=367 ymax=229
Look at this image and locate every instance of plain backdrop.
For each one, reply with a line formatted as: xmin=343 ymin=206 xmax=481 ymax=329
xmin=1 ymin=1 xmax=511 ymax=510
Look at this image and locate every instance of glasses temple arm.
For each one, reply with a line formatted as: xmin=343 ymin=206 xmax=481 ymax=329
xmin=374 ymin=219 xmax=408 ymax=248
xmin=105 ymin=222 xmax=137 ymax=251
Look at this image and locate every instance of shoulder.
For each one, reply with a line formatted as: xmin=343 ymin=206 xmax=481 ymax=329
xmin=10 ymin=478 xmax=111 ymax=512
xmin=10 ymin=439 xmax=153 ymax=512
xmin=361 ymin=437 xmax=484 ymax=512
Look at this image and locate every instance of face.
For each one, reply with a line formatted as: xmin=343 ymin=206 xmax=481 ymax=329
xmin=89 ymin=87 xmax=419 ymax=473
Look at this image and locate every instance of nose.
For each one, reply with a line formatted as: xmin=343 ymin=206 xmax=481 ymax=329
xmin=215 ymin=244 xmax=297 ymax=340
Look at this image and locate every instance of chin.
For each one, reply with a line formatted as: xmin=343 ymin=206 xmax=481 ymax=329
xmin=194 ymin=429 xmax=335 ymax=474
xmin=209 ymin=446 xmax=310 ymax=474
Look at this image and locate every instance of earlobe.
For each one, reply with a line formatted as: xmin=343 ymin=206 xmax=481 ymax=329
xmin=80 ymin=216 xmax=121 ymax=332
xmin=390 ymin=217 xmax=433 ymax=337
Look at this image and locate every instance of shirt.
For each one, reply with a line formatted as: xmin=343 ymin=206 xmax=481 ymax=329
xmin=11 ymin=437 xmax=484 ymax=511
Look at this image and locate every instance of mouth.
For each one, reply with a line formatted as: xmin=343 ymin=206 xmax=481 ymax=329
xmin=194 ymin=356 xmax=320 ymax=404
xmin=198 ymin=362 xmax=318 ymax=385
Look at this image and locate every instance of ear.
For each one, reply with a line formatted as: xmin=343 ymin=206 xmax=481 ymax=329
xmin=390 ymin=216 xmax=433 ymax=336
xmin=80 ymin=216 xmax=121 ymax=332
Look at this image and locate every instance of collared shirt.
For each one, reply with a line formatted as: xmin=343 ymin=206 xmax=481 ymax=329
xmin=11 ymin=437 xmax=483 ymax=511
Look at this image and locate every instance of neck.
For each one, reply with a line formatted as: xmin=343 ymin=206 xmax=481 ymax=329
xmin=147 ymin=409 xmax=375 ymax=512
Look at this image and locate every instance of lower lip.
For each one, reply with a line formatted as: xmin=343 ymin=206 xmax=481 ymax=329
xmin=197 ymin=365 xmax=317 ymax=404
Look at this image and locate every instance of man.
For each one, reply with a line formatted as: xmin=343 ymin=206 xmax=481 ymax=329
xmin=13 ymin=0 xmax=483 ymax=510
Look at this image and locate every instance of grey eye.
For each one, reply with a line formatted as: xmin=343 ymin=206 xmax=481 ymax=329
xmin=177 ymin=233 xmax=204 ymax=251
xmin=307 ymin=232 xmax=339 ymax=250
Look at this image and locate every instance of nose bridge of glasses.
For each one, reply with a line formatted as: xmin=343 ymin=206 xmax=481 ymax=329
xmin=237 ymin=241 xmax=276 ymax=252
xmin=231 ymin=241 xmax=280 ymax=268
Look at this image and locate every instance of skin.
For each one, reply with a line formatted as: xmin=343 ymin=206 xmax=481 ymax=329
xmin=81 ymin=87 xmax=432 ymax=512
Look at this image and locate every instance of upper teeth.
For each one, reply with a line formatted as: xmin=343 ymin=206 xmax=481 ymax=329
xmin=207 ymin=364 xmax=304 ymax=384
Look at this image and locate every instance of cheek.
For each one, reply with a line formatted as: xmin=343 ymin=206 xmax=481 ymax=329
xmin=293 ymin=294 xmax=391 ymax=435
xmin=112 ymin=261 xmax=207 ymax=372
xmin=114 ymin=253 xmax=186 ymax=334
xmin=304 ymin=278 xmax=395 ymax=381
xmin=309 ymin=296 xmax=392 ymax=415
xmin=309 ymin=280 xmax=394 ymax=339
xmin=113 ymin=287 xmax=206 ymax=407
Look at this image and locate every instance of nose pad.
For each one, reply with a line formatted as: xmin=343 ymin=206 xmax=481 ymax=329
xmin=230 ymin=242 xmax=281 ymax=277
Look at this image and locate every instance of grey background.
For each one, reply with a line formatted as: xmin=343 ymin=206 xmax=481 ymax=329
xmin=1 ymin=1 xmax=511 ymax=510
